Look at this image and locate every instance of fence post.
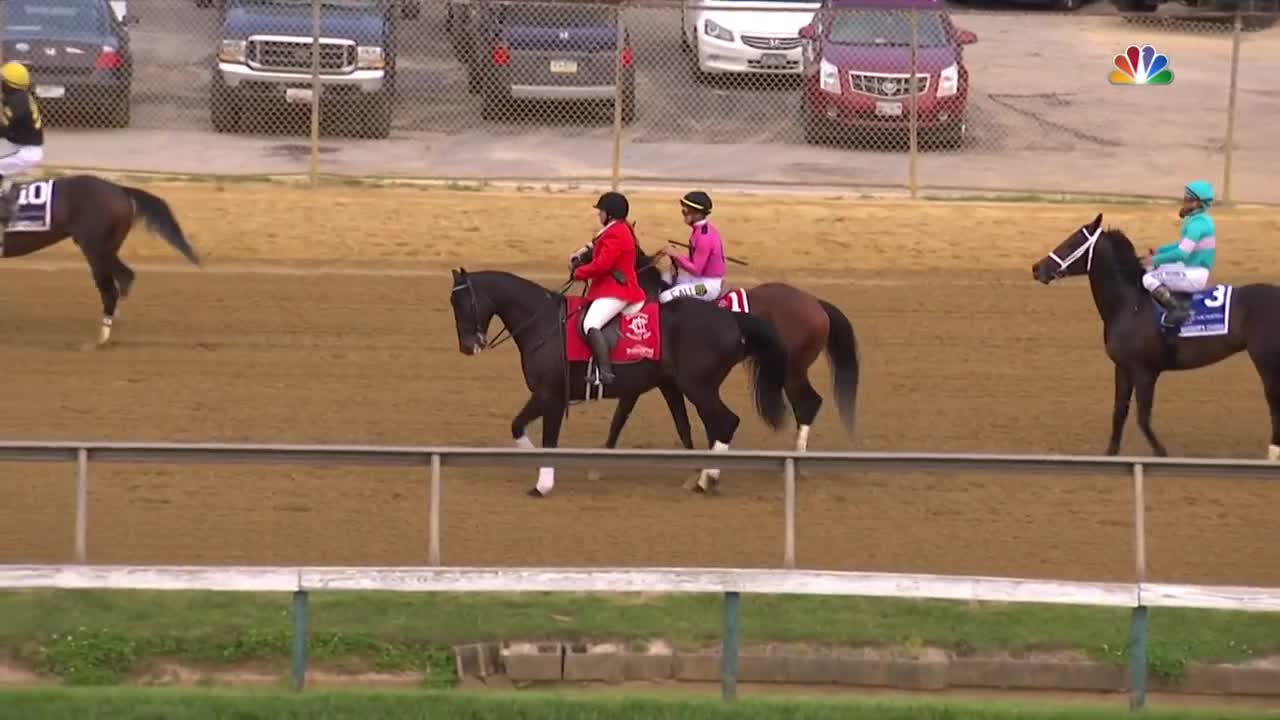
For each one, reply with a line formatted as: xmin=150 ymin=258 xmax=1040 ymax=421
xmin=721 ymin=591 xmax=740 ymax=702
xmin=308 ymin=0 xmax=322 ymax=185
xmin=1221 ymin=11 xmax=1242 ymax=204
xmin=907 ymin=9 xmax=920 ymax=198
xmin=429 ymin=453 xmax=442 ymax=565
xmin=292 ymin=590 xmax=310 ymax=691
xmin=609 ymin=3 xmax=626 ymax=191
xmin=1129 ymin=462 xmax=1148 ymax=710
xmin=75 ymin=448 xmax=89 ymax=563
xmin=783 ymin=458 xmax=796 ymax=568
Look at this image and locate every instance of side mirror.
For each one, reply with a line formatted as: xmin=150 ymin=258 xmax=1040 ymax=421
xmin=956 ymin=28 xmax=977 ymax=45
xmin=798 ymin=24 xmax=815 ymax=40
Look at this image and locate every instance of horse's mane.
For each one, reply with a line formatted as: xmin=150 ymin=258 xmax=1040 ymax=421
xmin=1101 ymin=228 xmax=1146 ymax=288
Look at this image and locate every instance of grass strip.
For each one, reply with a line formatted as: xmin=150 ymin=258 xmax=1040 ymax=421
xmin=1 ymin=590 xmax=1277 ymax=685
xmin=2 ymin=687 xmax=1279 ymax=720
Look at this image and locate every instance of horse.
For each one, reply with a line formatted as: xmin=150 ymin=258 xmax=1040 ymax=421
xmin=589 ymin=245 xmax=859 ymax=471
xmin=448 ymin=267 xmax=791 ymax=497
xmin=1 ymin=174 xmax=201 ymax=346
xmin=1032 ymin=212 xmax=1280 ymax=459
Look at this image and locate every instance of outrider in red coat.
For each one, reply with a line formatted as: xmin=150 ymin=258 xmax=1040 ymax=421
xmin=572 ymin=192 xmax=646 ymax=385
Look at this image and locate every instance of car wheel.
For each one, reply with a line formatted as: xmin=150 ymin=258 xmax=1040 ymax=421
xmin=801 ymin=101 xmax=826 ymax=145
xmin=1055 ymin=0 xmax=1083 ymax=10
xmin=481 ymin=91 xmax=510 ymax=122
xmin=935 ymin=118 xmax=966 ymax=150
xmin=621 ymin=84 xmax=636 ymax=125
xmin=358 ymin=93 xmax=392 ymax=139
xmin=210 ymin=82 xmax=239 ymax=133
xmin=106 ymin=92 xmax=130 ymax=128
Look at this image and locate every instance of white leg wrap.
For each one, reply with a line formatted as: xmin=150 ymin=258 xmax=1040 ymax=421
xmin=796 ymin=424 xmax=811 ymax=452
xmin=536 ymin=467 xmax=555 ymax=495
xmin=1269 ymin=444 xmax=1280 ymax=462
xmin=515 ymin=435 xmax=535 ymax=449
xmin=697 ymin=441 xmax=730 ymax=490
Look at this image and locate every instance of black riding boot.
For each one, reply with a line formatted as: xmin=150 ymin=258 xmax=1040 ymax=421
xmin=1151 ymin=285 xmax=1189 ymax=324
xmin=586 ymin=328 xmax=615 ymax=384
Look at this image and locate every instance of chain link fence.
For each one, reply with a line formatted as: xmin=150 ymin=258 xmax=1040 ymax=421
xmin=19 ymin=0 xmax=1280 ymax=202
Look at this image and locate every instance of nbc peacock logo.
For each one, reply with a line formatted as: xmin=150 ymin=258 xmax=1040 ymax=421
xmin=1109 ymin=44 xmax=1174 ymax=85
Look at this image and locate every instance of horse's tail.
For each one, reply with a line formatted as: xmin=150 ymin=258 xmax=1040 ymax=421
xmin=817 ymin=299 xmax=859 ymax=435
xmin=732 ymin=311 xmax=790 ymax=431
xmin=123 ymin=186 xmax=200 ymax=266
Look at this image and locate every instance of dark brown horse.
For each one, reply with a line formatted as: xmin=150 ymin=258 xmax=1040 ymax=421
xmin=2 ymin=174 xmax=200 ymax=346
xmin=1032 ymin=213 xmax=1280 ymax=458
xmin=449 ymin=267 xmax=790 ymax=497
xmin=584 ymin=246 xmax=859 ymax=491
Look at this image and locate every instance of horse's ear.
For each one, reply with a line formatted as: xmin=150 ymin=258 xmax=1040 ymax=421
xmin=1090 ymin=213 xmax=1103 ymax=230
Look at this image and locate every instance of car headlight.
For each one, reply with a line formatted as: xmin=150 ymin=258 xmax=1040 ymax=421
xmin=218 ymin=39 xmax=246 ymax=64
xmin=703 ymin=18 xmax=733 ymax=42
xmin=819 ymin=58 xmax=840 ymax=95
xmin=937 ymin=63 xmax=958 ymax=98
xmin=357 ymin=45 xmax=385 ymax=70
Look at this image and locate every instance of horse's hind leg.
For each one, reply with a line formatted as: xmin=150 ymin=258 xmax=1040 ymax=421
xmin=84 ymin=252 xmax=120 ymax=347
xmin=1245 ymin=349 xmax=1280 ymax=460
xmin=682 ymin=387 xmax=740 ymax=494
xmin=787 ymin=373 xmax=823 ymax=452
xmin=111 ymin=255 xmax=135 ymax=299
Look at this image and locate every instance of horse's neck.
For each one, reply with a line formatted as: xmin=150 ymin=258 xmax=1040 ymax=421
xmin=484 ymin=274 xmax=546 ymax=332
xmin=1088 ymin=246 xmax=1142 ymax=322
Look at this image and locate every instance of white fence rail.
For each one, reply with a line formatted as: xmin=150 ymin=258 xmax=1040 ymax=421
xmin=2 ymin=441 xmax=1280 ymax=708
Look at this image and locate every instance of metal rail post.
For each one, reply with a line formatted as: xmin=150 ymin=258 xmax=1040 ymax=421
xmin=1128 ymin=462 xmax=1148 ymax=710
xmin=429 ymin=453 xmax=442 ymax=565
xmin=292 ymin=590 xmax=310 ymax=691
xmin=75 ymin=448 xmax=89 ymax=563
xmin=721 ymin=591 xmax=740 ymax=702
xmin=784 ymin=458 xmax=796 ymax=568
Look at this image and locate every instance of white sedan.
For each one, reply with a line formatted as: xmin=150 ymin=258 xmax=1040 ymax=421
xmin=682 ymin=0 xmax=820 ymax=76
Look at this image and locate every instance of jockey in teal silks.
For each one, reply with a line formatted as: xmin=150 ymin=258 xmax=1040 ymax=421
xmin=1142 ymin=180 xmax=1217 ymax=325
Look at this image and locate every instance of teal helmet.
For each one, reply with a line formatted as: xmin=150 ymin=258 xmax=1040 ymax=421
xmin=1184 ymin=180 xmax=1215 ymax=206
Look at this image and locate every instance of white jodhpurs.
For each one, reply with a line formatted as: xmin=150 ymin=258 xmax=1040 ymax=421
xmin=659 ymin=276 xmax=723 ymax=303
xmin=0 ymin=144 xmax=43 ymax=181
xmin=583 ymin=297 xmax=643 ymax=332
xmin=1142 ymin=263 xmax=1210 ymax=294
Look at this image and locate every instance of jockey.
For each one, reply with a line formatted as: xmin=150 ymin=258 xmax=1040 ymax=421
xmin=657 ymin=190 xmax=726 ymax=303
xmin=0 ymin=61 xmax=44 ymax=205
xmin=570 ymin=191 xmax=644 ymax=384
xmin=1142 ymin=180 xmax=1217 ymax=324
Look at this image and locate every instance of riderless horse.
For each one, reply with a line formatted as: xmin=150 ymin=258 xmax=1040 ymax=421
xmin=1 ymin=174 xmax=201 ymax=346
xmin=448 ymin=267 xmax=791 ymax=497
xmin=1033 ymin=213 xmax=1280 ymax=458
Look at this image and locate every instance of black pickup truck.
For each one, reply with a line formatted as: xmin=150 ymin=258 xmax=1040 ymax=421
xmin=205 ymin=0 xmax=416 ymax=138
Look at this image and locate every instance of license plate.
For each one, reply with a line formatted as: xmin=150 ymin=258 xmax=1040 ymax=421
xmin=875 ymin=101 xmax=903 ymax=117
xmin=285 ymin=87 xmax=314 ymax=104
xmin=36 ymin=84 xmax=65 ymax=99
xmin=549 ymin=59 xmax=578 ymax=74
xmin=760 ymin=53 xmax=788 ymax=67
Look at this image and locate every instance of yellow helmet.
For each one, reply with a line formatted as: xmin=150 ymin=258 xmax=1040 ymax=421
xmin=1 ymin=62 xmax=31 ymax=90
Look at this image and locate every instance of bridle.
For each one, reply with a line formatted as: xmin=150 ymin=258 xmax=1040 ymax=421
xmin=1046 ymin=225 xmax=1102 ymax=278
xmin=450 ymin=273 xmax=574 ymax=352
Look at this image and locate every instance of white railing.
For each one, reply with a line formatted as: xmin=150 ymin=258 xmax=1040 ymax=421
xmin=1 ymin=441 xmax=1279 ymax=709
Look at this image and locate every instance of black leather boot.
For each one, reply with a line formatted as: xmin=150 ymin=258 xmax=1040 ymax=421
xmin=586 ymin=328 xmax=615 ymax=384
xmin=1151 ymin=285 xmax=1189 ymax=324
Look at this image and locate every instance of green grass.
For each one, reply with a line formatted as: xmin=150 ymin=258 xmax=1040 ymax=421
xmin=0 ymin=590 xmax=1278 ymax=686
xmin=1 ymin=687 xmax=1278 ymax=720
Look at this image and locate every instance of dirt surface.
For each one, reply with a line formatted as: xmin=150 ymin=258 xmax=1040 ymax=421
xmin=0 ymin=183 xmax=1278 ymax=586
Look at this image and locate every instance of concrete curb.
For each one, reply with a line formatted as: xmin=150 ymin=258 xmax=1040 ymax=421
xmin=455 ymin=641 xmax=1280 ymax=698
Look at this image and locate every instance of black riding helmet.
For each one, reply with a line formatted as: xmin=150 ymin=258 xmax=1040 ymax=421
xmin=594 ymin=191 xmax=629 ymax=221
xmin=680 ymin=191 xmax=712 ymax=215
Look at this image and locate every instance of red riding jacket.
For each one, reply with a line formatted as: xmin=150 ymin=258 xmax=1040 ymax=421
xmin=573 ymin=221 xmax=645 ymax=304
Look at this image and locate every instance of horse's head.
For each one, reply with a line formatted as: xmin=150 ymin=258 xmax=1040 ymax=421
xmin=633 ymin=243 xmax=669 ymax=299
xmin=1032 ymin=213 xmax=1105 ymax=285
xmin=449 ymin=268 xmax=493 ymax=355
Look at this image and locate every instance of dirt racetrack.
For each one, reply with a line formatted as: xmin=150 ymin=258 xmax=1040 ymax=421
xmin=0 ymin=182 xmax=1277 ymax=587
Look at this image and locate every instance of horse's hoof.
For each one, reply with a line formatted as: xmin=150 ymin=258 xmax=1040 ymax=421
xmin=527 ymin=487 xmax=545 ymax=498
xmin=682 ymin=474 xmax=701 ymax=492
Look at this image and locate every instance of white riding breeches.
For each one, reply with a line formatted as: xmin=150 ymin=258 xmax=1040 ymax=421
xmin=659 ymin=276 xmax=723 ymax=303
xmin=1142 ymin=263 xmax=1210 ymax=294
xmin=583 ymin=297 xmax=644 ymax=332
xmin=0 ymin=144 xmax=43 ymax=180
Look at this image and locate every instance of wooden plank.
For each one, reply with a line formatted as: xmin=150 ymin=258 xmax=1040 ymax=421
xmin=1140 ymin=583 xmax=1280 ymax=613
xmin=299 ymin=567 xmax=1140 ymax=607
xmin=0 ymin=565 xmax=300 ymax=592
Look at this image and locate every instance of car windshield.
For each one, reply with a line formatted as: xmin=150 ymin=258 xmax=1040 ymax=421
xmin=498 ymin=3 xmax=616 ymax=26
xmin=3 ymin=0 xmax=110 ymax=35
xmin=826 ymin=10 xmax=950 ymax=47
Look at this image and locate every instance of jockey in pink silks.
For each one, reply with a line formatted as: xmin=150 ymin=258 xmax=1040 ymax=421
xmin=656 ymin=190 xmax=727 ymax=303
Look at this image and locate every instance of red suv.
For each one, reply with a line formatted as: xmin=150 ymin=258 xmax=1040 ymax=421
xmin=799 ymin=0 xmax=976 ymax=149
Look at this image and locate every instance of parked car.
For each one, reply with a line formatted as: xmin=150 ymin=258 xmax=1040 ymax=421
xmin=197 ymin=0 xmax=420 ymax=19
xmin=466 ymin=1 xmax=636 ymax=124
xmin=2 ymin=0 xmax=135 ymax=128
xmin=799 ymin=0 xmax=975 ymax=149
xmin=1109 ymin=0 xmax=1276 ymax=30
xmin=682 ymin=0 xmax=821 ymax=78
xmin=209 ymin=0 xmax=400 ymax=138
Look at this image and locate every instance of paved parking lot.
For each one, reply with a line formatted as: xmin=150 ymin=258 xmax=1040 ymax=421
xmin=43 ymin=0 xmax=1280 ymax=201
